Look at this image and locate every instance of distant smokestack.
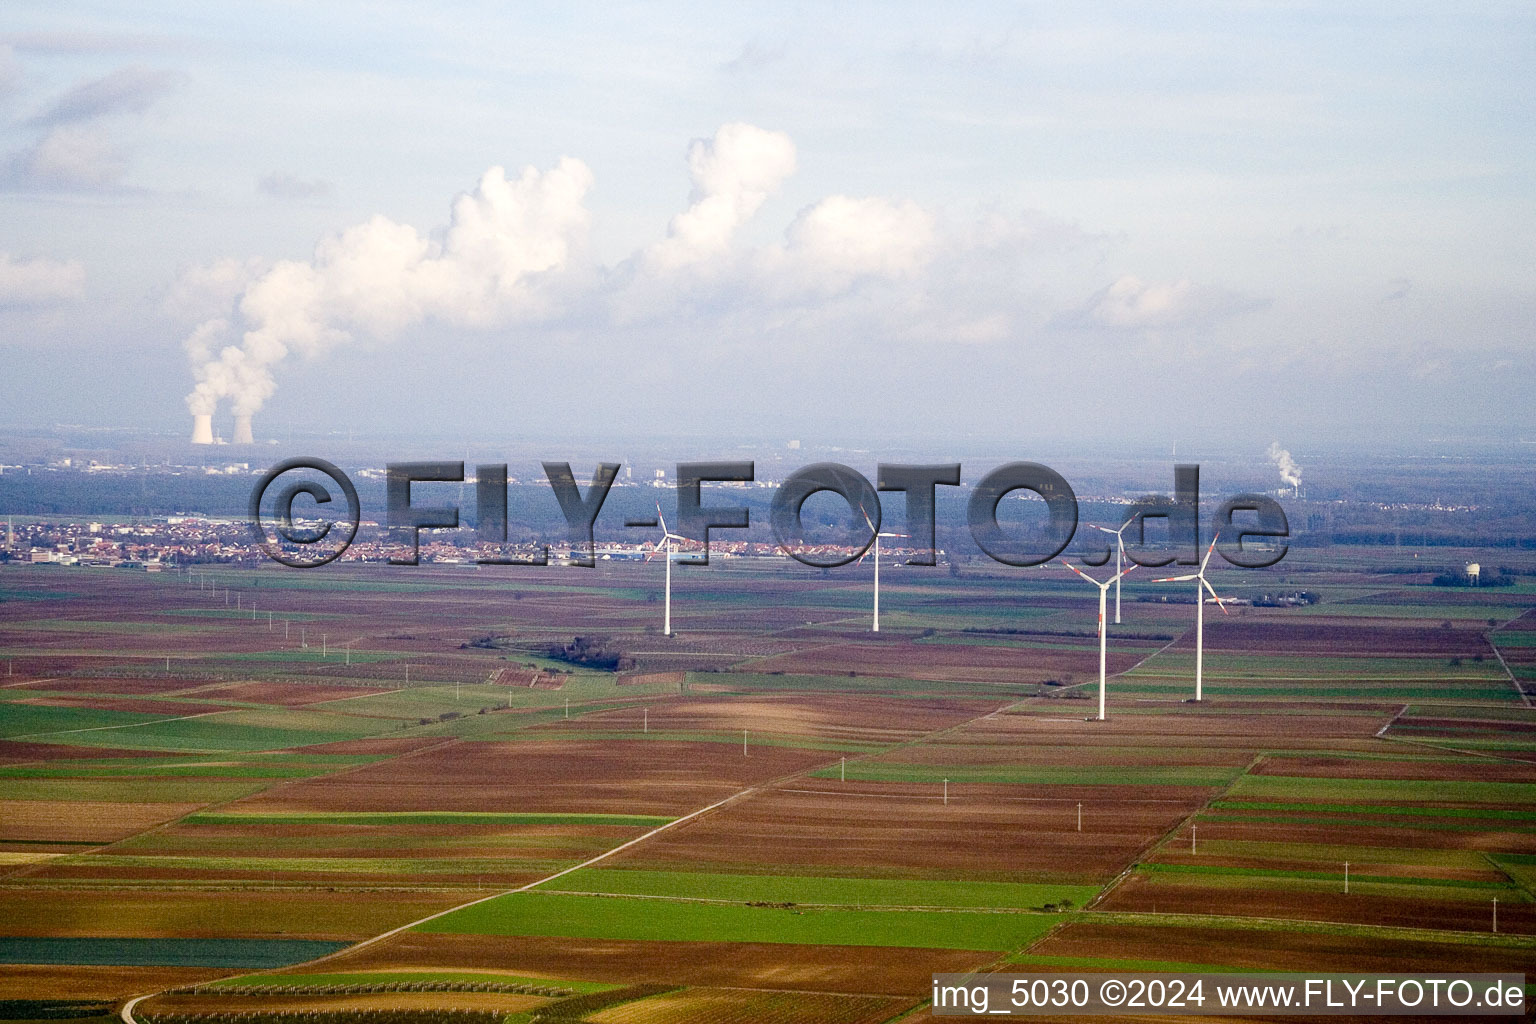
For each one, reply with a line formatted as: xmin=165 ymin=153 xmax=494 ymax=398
xmin=232 ymin=415 xmax=254 ymax=445
xmin=191 ymin=414 xmax=214 ymax=445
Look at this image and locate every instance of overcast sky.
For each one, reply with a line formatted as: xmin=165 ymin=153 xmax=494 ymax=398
xmin=1 ymin=2 xmax=1531 ymax=453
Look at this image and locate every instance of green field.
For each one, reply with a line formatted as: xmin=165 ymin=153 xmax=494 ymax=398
xmin=541 ymin=868 xmax=1101 ymax=909
xmin=418 ymin=890 xmax=1061 ymax=951
xmin=1229 ymin=775 xmax=1536 ymax=805
xmin=0 ymin=703 xmax=174 ymax=738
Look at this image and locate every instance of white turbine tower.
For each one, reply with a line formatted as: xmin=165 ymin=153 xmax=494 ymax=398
xmin=646 ymin=504 xmax=688 ymax=637
xmin=1152 ymin=534 xmax=1228 ymax=703
xmin=859 ymin=508 xmax=906 ymax=633
xmin=1092 ymin=516 xmax=1137 ymax=624
xmin=1061 ymin=561 xmax=1136 ymax=721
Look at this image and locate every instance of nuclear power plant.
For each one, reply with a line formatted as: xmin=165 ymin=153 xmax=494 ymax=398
xmin=190 ymin=413 xmax=253 ymax=445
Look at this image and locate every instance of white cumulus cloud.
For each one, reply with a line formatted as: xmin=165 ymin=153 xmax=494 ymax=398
xmin=185 ymin=157 xmax=593 ymax=416
xmin=784 ymin=195 xmax=935 ymax=281
xmin=644 ymin=122 xmax=796 ymax=273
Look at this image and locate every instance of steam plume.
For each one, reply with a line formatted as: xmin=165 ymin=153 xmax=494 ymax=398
xmin=1267 ymin=442 xmax=1302 ymax=493
xmin=183 ymin=157 xmax=594 ymax=421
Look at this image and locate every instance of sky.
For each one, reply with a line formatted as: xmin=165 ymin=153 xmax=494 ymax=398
xmin=1 ymin=2 xmax=1532 ymax=453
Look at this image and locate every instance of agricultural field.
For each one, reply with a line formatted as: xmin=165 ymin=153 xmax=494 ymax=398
xmin=1 ymin=549 xmax=1534 ymax=1021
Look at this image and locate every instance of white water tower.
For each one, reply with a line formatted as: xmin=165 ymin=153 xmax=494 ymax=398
xmin=1466 ymin=562 xmax=1481 ymax=585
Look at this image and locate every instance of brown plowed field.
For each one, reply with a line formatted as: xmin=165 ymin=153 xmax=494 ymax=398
xmin=121 ymin=820 xmax=637 ymax=862
xmin=0 ymin=890 xmax=464 ymax=939
xmin=1199 ymin=621 xmax=1490 ymax=656
xmin=0 ymin=799 xmax=199 ymax=842
xmin=1183 ymin=820 xmax=1536 ymax=854
xmin=1030 ymin=920 xmax=1536 ymax=974
xmin=142 ymin=992 xmax=549 ymax=1014
xmin=963 ymin=708 xmax=1394 ymax=750
xmin=1153 ymin=849 xmax=1505 ymax=883
xmin=8 ymin=677 xmax=198 ymax=695
xmin=0 ymin=964 xmax=230 ymax=1000
xmin=745 ymin=641 xmax=1141 ymax=682
xmin=325 ymin=933 xmax=986 ymax=995
xmin=226 ymin=738 xmax=838 ymax=817
xmin=32 ymin=863 xmax=555 ymax=887
xmin=876 ymin=741 xmax=1253 ymax=770
xmin=0 ymin=739 xmax=160 ymax=761
xmin=607 ymin=782 xmax=1202 ymax=883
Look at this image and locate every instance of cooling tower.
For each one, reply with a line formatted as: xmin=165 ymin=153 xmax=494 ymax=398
xmin=191 ymin=414 xmax=214 ymax=445
xmin=232 ymin=415 xmax=254 ymax=445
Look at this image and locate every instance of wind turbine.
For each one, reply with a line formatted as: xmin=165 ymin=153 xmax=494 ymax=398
xmin=1151 ymin=534 xmax=1227 ymax=703
xmin=859 ymin=508 xmax=906 ymax=633
xmin=646 ymin=504 xmax=688 ymax=637
xmin=1060 ymin=561 xmax=1136 ymax=721
xmin=1092 ymin=515 xmax=1137 ymax=624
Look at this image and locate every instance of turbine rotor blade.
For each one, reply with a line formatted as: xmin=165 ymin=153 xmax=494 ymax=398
xmin=1203 ymin=578 xmax=1229 ymax=614
xmin=1061 ymin=561 xmax=1105 ymax=585
xmin=1200 ymin=532 xmax=1220 ymax=573
xmin=1152 ymin=573 xmax=1199 ymax=583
